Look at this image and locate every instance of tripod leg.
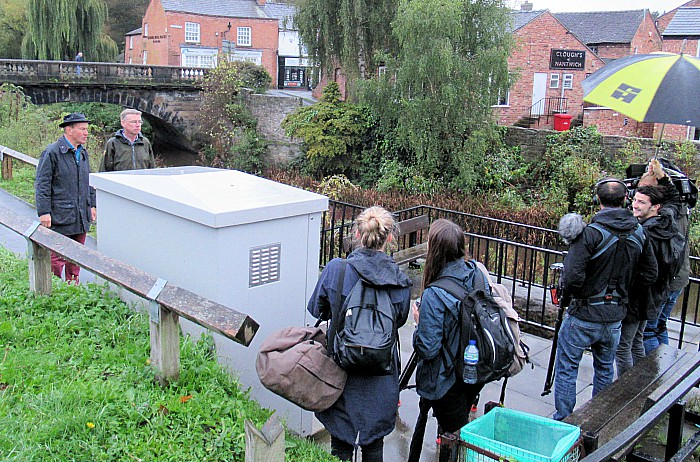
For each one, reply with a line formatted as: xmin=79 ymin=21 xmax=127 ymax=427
xmin=408 ymin=397 xmax=431 ymax=462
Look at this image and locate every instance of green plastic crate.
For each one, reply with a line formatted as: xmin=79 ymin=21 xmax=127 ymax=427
xmin=460 ymin=407 xmax=580 ymax=462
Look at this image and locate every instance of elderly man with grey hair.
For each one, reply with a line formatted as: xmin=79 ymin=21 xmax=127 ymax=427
xmin=100 ymin=108 xmax=155 ymax=172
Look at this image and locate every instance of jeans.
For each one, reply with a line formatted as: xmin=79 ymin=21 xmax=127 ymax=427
xmin=616 ymin=320 xmax=646 ymax=377
xmin=644 ymin=289 xmax=682 ymax=354
xmin=331 ymin=436 xmax=383 ymax=462
xmin=50 ymin=232 xmax=86 ymax=283
xmin=553 ymin=313 xmax=621 ymax=420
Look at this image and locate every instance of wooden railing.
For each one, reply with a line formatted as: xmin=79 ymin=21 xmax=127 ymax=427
xmin=0 ymin=204 xmax=259 ymax=385
xmin=0 ymin=59 xmax=208 ymax=86
xmin=1 ymin=145 xmax=38 ymax=180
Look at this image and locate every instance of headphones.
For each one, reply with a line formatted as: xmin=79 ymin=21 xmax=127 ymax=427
xmin=592 ymin=178 xmax=631 ymax=208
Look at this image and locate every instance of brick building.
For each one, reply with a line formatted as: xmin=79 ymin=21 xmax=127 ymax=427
xmin=124 ymin=27 xmax=143 ymax=65
xmin=131 ymin=0 xmax=309 ymax=89
xmin=494 ymin=9 xmax=607 ymax=129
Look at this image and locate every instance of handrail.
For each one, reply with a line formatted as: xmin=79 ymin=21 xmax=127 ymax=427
xmin=582 ymin=365 xmax=700 ymax=461
xmin=1 ymin=145 xmax=38 ymax=180
xmin=527 ymin=97 xmax=569 ymax=127
xmin=0 ymin=204 xmax=259 ymax=384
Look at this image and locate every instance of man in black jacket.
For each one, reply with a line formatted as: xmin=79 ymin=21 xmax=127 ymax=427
xmin=553 ymin=179 xmax=657 ymax=420
xmin=617 ymin=186 xmax=680 ymax=376
xmin=35 ymin=112 xmax=97 ymax=283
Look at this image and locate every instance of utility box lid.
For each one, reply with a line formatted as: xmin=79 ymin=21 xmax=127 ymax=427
xmin=90 ymin=166 xmax=328 ymax=228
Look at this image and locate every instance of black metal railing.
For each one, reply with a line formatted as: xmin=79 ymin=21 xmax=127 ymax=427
xmin=320 ymin=200 xmax=700 ymax=344
xmin=527 ymin=96 xmax=569 ymax=127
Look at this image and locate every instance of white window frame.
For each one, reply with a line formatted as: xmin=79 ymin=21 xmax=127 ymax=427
xmin=563 ymin=74 xmax=574 ymax=90
xmin=492 ymin=90 xmax=510 ymax=107
xmin=142 ymin=50 xmax=147 ymax=65
xmin=237 ymin=27 xmax=252 ymax=47
xmin=129 ymin=36 xmax=134 ymax=50
xmin=185 ymin=22 xmax=200 ymax=43
xmin=144 ymin=23 xmax=148 ymax=37
xmin=549 ymin=73 xmax=560 ymax=89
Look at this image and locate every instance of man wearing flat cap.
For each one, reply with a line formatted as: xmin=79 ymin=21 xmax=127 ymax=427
xmin=35 ymin=112 xmax=97 ymax=283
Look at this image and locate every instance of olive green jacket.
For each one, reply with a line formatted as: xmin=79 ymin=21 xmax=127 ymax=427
xmin=100 ymin=130 xmax=155 ymax=172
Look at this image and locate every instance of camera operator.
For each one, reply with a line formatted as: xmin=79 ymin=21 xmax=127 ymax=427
xmin=637 ymin=160 xmax=690 ymax=353
xmin=553 ymin=178 xmax=657 ymax=421
xmin=617 ymin=185 xmax=681 ymax=376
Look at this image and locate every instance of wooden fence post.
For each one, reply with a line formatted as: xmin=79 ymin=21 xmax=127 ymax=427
xmin=24 ymin=222 xmax=51 ymax=295
xmin=1 ymin=148 xmax=12 ymax=180
xmin=147 ymin=278 xmax=180 ymax=385
xmin=245 ymin=415 xmax=285 ymax=462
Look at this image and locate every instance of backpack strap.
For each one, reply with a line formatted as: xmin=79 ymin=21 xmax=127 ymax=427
xmin=579 ymin=223 xmax=645 ymax=306
xmin=327 ymin=260 xmax=347 ymax=355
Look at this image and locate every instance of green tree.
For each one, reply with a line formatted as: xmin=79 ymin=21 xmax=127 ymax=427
xmin=283 ymin=82 xmax=373 ymax=177
xmin=360 ymin=0 xmax=513 ymax=188
xmin=196 ymin=59 xmax=270 ymax=174
xmin=22 ymin=0 xmax=117 ymax=61
xmin=102 ymin=0 xmax=148 ymax=51
xmin=0 ymin=0 xmax=28 ymax=58
xmin=295 ymin=0 xmax=397 ymax=90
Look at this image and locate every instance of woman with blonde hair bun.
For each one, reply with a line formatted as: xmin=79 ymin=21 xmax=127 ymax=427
xmin=308 ymin=206 xmax=412 ymax=461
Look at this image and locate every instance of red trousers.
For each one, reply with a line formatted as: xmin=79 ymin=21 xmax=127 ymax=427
xmin=51 ymin=233 xmax=86 ymax=283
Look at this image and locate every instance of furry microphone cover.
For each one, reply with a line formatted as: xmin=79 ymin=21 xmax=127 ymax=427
xmin=558 ymin=213 xmax=586 ymax=244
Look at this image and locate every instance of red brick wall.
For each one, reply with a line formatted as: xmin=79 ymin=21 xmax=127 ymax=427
xmin=631 ymin=11 xmax=663 ymax=54
xmin=595 ymin=43 xmax=632 ymax=60
xmin=583 ymin=108 xmax=654 ymax=137
xmin=141 ymin=0 xmax=279 ymax=87
xmin=142 ymin=0 xmax=169 ymax=66
xmin=663 ymin=37 xmax=700 ymax=55
xmin=124 ymin=33 xmax=143 ymax=64
xmin=493 ymin=12 xmax=606 ymax=128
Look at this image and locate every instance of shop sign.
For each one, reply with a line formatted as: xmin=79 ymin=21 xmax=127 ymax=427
xmin=549 ymin=49 xmax=586 ymax=70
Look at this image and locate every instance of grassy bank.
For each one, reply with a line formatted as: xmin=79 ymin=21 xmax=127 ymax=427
xmin=0 ymin=248 xmax=336 ymax=461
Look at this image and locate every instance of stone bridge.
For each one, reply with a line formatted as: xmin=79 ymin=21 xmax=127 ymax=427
xmin=0 ymin=59 xmax=207 ymax=152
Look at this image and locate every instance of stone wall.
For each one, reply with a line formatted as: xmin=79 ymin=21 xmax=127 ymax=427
xmin=242 ymin=91 xmax=305 ymax=165
xmin=504 ymin=126 xmax=700 ymax=164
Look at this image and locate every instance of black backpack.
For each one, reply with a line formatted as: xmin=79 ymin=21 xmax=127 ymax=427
xmin=329 ymin=261 xmax=397 ymax=376
xmin=663 ymin=229 xmax=686 ymax=281
xmin=429 ymin=261 xmax=516 ymax=385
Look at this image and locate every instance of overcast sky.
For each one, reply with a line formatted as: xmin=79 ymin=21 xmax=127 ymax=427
xmin=506 ymin=0 xmax=685 ymax=14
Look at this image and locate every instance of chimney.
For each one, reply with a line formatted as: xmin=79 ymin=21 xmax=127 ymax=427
xmin=521 ymin=1 xmax=533 ymax=11
xmin=256 ymin=0 xmax=266 ymax=5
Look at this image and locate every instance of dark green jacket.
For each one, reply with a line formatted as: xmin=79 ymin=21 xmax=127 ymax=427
xmin=100 ymin=130 xmax=155 ymax=172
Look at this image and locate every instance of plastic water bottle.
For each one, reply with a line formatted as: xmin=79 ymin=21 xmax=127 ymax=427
xmin=464 ymin=340 xmax=479 ymax=384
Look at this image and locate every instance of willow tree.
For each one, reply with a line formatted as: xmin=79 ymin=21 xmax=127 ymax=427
xmin=21 ymin=0 xmax=117 ymax=61
xmin=359 ymin=0 xmax=514 ymax=189
xmin=295 ymin=0 xmax=397 ymax=96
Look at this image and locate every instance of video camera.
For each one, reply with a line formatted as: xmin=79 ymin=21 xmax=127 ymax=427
xmin=624 ymin=158 xmax=698 ymax=209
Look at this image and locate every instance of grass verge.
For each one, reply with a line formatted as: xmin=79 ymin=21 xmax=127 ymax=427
xmin=0 ymin=247 xmax=336 ymax=461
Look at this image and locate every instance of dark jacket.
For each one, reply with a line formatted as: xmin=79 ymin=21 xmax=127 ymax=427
xmin=307 ymin=248 xmax=411 ymax=446
xmin=628 ymin=209 xmax=682 ymax=321
xmin=658 ymin=177 xmax=690 ymax=292
xmin=413 ymin=259 xmax=489 ymax=401
xmin=35 ymin=136 xmax=95 ymax=236
xmin=100 ymin=130 xmax=155 ymax=172
xmin=562 ymin=207 xmax=657 ymax=323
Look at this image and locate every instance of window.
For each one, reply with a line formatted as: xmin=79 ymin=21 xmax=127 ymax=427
xmin=549 ymin=73 xmax=560 ymax=89
xmin=237 ymin=27 xmax=251 ymax=46
xmin=185 ymin=22 xmax=200 ymax=43
xmin=589 ymin=45 xmax=598 ymax=55
xmin=129 ymin=36 xmax=133 ymax=50
xmin=493 ymin=91 xmax=510 ymax=107
xmin=128 ymin=57 xmax=132 ymax=64
xmin=144 ymin=23 xmax=148 ymax=37
xmin=182 ymin=50 xmax=218 ymax=68
xmin=563 ymin=74 xmax=574 ymax=90
xmin=142 ymin=50 xmax=147 ymax=65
